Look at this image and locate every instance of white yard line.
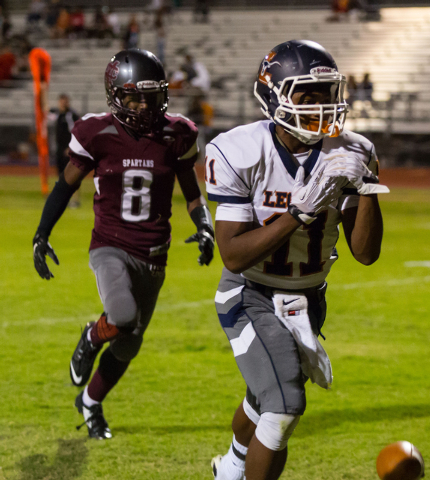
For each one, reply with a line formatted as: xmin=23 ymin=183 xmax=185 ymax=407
xmin=333 ymin=275 xmax=430 ymax=290
xmin=404 ymin=261 xmax=430 ymax=268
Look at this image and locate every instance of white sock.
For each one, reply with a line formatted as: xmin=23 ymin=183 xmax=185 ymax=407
xmin=230 ymin=435 xmax=248 ymax=469
xmin=217 ymin=435 xmax=247 ymax=480
xmin=83 ymin=386 xmax=100 ymax=407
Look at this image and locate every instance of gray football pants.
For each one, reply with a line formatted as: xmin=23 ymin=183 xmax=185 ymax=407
xmin=89 ymin=246 xmax=165 ymax=362
xmin=215 ymin=268 xmax=327 ymax=416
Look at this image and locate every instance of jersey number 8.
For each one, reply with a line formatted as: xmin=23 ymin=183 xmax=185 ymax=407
xmin=121 ymin=169 xmax=153 ymax=222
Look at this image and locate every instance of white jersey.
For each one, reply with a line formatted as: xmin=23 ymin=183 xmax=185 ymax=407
xmin=205 ymin=120 xmax=378 ymax=289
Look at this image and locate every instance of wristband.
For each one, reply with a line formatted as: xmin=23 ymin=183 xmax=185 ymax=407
xmin=288 ymin=204 xmax=316 ymax=225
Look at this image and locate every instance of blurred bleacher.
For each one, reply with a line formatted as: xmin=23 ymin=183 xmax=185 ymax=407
xmin=2 ymin=7 xmax=430 ymax=135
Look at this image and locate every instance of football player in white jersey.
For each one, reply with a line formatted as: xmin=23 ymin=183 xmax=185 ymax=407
xmin=206 ymin=40 xmax=389 ymax=480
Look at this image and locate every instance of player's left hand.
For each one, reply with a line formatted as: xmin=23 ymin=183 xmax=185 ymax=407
xmin=33 ymin=232 xmax=60 ymax=280
xmin=185 ymin=227 xmax=215 ymax=266
xmin=323 ymin=154 xmax=390 ymax=195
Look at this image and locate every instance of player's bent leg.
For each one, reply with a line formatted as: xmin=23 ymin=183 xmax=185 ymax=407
xmin=76 ymin=248 xmax=165 ymax=438
xmin=214 ymin=270 xmax=305 ymax=480
xmin=70 ymin=247 xmax=141 ymax=386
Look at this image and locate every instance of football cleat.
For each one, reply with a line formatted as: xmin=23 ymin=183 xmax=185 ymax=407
xmin=75 ymin=391 xmax=112 ymax=440
xmin=211 ymin=455 xmax=223 ymax=478
xmin=70 ymin=322 xmax=102 ymax=387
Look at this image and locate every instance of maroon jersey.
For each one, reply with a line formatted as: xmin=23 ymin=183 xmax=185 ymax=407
xmin=69 ymin=112 xmax=198 ymax=266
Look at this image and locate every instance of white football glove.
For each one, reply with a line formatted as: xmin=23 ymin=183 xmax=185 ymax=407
xmin=288 ymin=165 xmax=345 ymax=225
xmin=323 ymin=153 xmax=390 ymax=195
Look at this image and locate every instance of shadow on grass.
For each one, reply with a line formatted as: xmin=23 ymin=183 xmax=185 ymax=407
xmin=296 ymin=403 xmax=430 ymax=438
xmin=17 ymin=438 xmax=88 ymax=480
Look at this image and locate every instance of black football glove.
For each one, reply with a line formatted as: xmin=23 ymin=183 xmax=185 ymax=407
xmin=33 ymin=232 xmax=60 ymax=280
xmin=185 ymin=226 xmax=215 ymax=266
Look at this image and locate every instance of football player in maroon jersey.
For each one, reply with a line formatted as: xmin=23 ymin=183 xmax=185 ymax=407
xmin=33 ymin=49 xmax=214 ymax=439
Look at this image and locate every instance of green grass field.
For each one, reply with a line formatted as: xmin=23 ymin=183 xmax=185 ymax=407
xmin=0 ymin=175 xmax=429 ymax=480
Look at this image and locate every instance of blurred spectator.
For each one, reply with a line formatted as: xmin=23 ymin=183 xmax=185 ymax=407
xmin=69 ymin=6 xmax=85 ymax=38
xmin=123 ymin=14 xmax=140 ymax=49
xmin=27 ymin=0 xmax=46 ymax=26
xmin=45 ymin=0 xmax=60 ymax=36
xmin=194 ymin=0 xmax=209 ymax=23
xmin=52 ymin=7 xmax=70 ymax=39
xmin=49 ymin=93 xmax=81 ymax=207
xmin=346 ymin=74 xmax=358 ymax=105
xmin=168 ymin=53 xmax=210 ymax=96
xmin=150 ymin=0 xmax=164 ymax=12
xmin=0 ymin=44 xmax=16 ymax=86
xmin=187 ymin=92 xmax=213 ymax=161
xmin=1 ymin=9 xmax=12 ymax=42
xmin=358 ymin=72 xmax=373 ymax=102
xmin=154 ymin=10 xmax=166 ymax=66
xmin=106 ymin=7 xmax=121 ymax=38
xmin=90 ymin=6 xmax=112 ymax=39
xmin=183 ymin=53 xmax=210 ymax=93
xmin=326 ymin=0 xmax=350 ymax=22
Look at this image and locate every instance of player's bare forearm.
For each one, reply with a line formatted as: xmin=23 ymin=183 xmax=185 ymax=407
xmin=216 ymin=213 xmax=301 ymax=274
xmin=343 ymin=194 xmax=383 ymax=265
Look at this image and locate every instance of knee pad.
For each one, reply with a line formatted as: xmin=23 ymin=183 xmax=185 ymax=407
xmin=110 ymin=333 xmax=143 ymax=362
xmin=243 ymin=396 xmax=260 ymax=426
xmin=255 ymin=412 xmax=300 ymax=451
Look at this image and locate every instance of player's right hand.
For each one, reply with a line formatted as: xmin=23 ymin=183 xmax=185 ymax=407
xmin=323 ymin=154 xmax=390 ymax=195
xmin=288 ymin=166 xmax=344 ymax=225
xmin=33 ymin=233 xmax=59 ymax=280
